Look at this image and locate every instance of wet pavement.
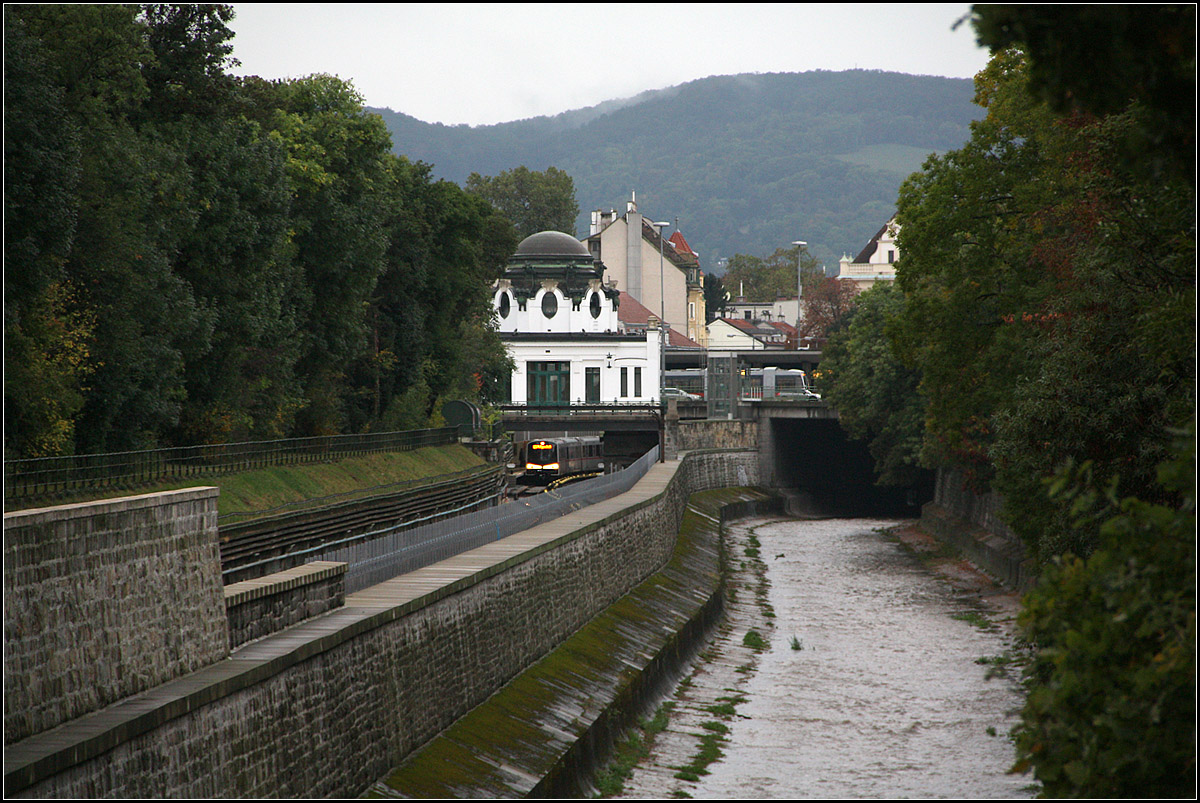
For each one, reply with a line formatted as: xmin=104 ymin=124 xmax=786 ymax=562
xmin=614 ymin=517 xmax=1036 ymax=799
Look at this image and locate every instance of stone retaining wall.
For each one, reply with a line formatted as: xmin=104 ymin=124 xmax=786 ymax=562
xmin=3 ymin=489 xmax=227 ymax=745
xmin=9 ymin=451 xmax=760 ymax=798
xmin=921 ymin=467 xmax=1035 ymax=590
xmin=223 ymin=561 xmax=347 ymax=649
xmin=370 ymin=486 xmax=782 ymax=797
xmin=667 ymin=420 xmax=758 ymax=454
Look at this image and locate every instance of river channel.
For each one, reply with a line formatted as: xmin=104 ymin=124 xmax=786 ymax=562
xmin=613 ymin=517 xmax=1036 ymax=799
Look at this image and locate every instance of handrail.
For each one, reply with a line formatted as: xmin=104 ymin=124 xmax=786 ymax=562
xmin=4 ymin=428 xmax=459 ymax=506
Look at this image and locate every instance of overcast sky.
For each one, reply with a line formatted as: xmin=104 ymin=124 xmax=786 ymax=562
xmin=228 ymin=4 xmax=991 ymax=126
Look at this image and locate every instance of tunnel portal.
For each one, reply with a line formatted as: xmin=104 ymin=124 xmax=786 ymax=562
xmin=766 ymin=417 xmax=933 ymax=517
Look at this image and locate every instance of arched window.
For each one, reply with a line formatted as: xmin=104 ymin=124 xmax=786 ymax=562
xmin=541 ymin=292 xmax=558 ymax=319
xmin=498 ymin=291 xmax=511 ymax=319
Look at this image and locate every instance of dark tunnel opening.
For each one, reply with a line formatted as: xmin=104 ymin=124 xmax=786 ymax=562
xmin=770 ymin=418 xmax=935 ymax=517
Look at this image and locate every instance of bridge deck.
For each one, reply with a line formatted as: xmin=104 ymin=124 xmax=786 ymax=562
xmin=4 ymin=461 xmax=682 ymax=794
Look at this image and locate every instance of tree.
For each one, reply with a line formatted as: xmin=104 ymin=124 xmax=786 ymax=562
xmin=1012 ymin=431 xmax=1195 ymax=797
xmin=4 ymin=14 xmax=87 ymax=457
xmin=465 ymin=165 xmax=579 ymax=239
xmin=703 ymin=274 xmax=728 ymax=323
xmin=821 ymin=282 xmax=924 ymax=485
xmin=892 ymin=48 xmax=1072 ymax=485
xmin=261 ymin=74 xmax=393 ymax=435
xmin=970 ymin=4 xmax=1194 ymax=182
xmin=797 ymin=277 xmax=858 ymax=345
xmin=721 ymin=245 xmax=821 ymax=303
xmin=892 ymin=9 xmax=1195 ymax=792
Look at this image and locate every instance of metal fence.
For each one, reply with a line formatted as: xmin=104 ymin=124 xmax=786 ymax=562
xmin=313 ymin=445 xmax=660 ymax=594
xmin=4 ymin=428 xmax=459 ymax=505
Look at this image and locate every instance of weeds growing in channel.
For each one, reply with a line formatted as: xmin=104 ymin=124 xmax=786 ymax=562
xmin=593 ymin=701 xmax=676 ymax=797
xmin=952 ymin=610 xmax=998 ymax=631
xmin=742 ymin=630 xmax=767 ymax=651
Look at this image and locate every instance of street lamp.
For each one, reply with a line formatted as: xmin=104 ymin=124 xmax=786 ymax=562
xmin=651 ymin=220 xmax=672 ymax=400
xmin=792 ymin=240 xmax=807 ymax=333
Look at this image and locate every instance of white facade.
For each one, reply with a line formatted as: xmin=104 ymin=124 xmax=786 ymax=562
xmin=838 ymin=216 xmax=900 ymax=291
xmin=502 ymin=331 xmax=663 ymax=405
xmin=493 ymin=230 xmax=665 ymax=404
xmin=724 ymin=298 xmax=798 ymax=326
xmin=707 ymin=318 xmax=766 ymax=352
xmin=493 ymin=279 xmax=621 ymax=336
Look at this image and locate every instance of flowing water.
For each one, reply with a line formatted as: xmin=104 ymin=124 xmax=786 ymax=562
xmin=615 ymin=517 xmax=1036 ymax=799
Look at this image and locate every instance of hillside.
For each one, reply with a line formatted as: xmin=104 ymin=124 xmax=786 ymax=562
xmin=372 ymin=70 xmax=981 ymax=271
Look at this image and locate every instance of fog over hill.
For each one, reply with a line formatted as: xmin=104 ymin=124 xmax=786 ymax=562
xmin=371 ymin=70 xmax=981 ymax=272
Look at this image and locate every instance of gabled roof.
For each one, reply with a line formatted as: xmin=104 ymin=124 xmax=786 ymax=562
xmin=640 ymin=219 xmax=695 ymax=271
xmin=669 ymin=230 xmax=699 ymax=261
xmin=853 ymin=214 xmax=898 ymax=264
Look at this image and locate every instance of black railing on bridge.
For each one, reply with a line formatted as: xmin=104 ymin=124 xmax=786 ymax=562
xmin=4 ymin=427 xmax=458 ymax=506
xmin=497 ymin=402 xmax=666 ymax=415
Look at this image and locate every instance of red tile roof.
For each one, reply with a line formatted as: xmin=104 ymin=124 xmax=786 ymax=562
xmin=669 ymin=230 xmax=698 ymax=258
xmin=617 ymin=291 xmax=656 ymax=326
xmin=668 ymin=329 xmax=703 ymax=348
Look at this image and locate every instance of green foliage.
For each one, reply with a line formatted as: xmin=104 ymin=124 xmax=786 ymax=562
xmin=741 ymin=630 xmax=767 ymax=650
xmin=893 ymin=41 xmax=1193 ymax=560
xmin=721 ymin=245 xmax=820 ymax=303
xmin=822 ymin=282 xmax=924 ymax=486
xmin=1012 ymin=431 xmax=1195 ymax=797
xmin=465 ymin=165 xmax=579 ymax=238
xmin=702 ymin=274 xmax=728 ymax=322
xmin=971 ymin=5 xmax=1195 ymax=182
xmin=3 ymin=4 xmax=517 ymax=456
xmin=888 ymin=11 xmax=1196 ymax=795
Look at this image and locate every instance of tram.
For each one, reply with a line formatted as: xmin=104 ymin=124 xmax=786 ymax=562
xmin=522 ymin=436 xmax=605 ymax=483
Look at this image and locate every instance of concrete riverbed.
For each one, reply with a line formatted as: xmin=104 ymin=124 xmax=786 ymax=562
xmin=611 ymin=517 xmax=1037 ymax=799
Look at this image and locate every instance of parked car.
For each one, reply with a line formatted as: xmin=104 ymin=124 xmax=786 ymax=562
xmin=661 ymin=387 xmax=702 ymax=401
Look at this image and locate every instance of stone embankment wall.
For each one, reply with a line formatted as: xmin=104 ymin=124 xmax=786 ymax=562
xmin=667 ymin=420 xmax=758 ymax=454
xmin=3 ymin=489 xmax=228 ymax=744
xmin=370 ymin=486 xmax=782 ymax=797
xmin=223 ymin=561 xmax=347 ymax=649
xmin=8 ymin=450 xmax=760 ymax=798
xmin=920 ymin=468 xmax=1035 ymax=590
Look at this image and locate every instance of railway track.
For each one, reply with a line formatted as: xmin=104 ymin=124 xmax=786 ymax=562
xmin=219 ymin=465 xmax=506 ymax=584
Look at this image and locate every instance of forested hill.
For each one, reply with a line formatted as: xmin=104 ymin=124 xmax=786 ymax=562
xmin=371 ymin=70 xmax=981 ymax=270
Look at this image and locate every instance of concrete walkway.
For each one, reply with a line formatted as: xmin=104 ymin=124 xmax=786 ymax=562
xmin=4 ymin=461 xmax=681 ymax=795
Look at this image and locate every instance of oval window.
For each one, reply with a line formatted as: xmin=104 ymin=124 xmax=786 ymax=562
xmin=589 ymin=291 xmax=602 ymax=319
xmin=498 ymin=292 xmax=511 ymax=319
xmin=541 ymin=292 xmax=558 ymax=319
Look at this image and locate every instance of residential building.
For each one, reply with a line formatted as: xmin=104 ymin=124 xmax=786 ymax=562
xmin=585 ymin=194 xmax=706 ymax=348
xmin=707 ymin=317 xmax=790 ymax=351
xmin=723 ymin=297 xmax=799 ymax=328
xmin=837 ymin=214 xmax=900 ymax=291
